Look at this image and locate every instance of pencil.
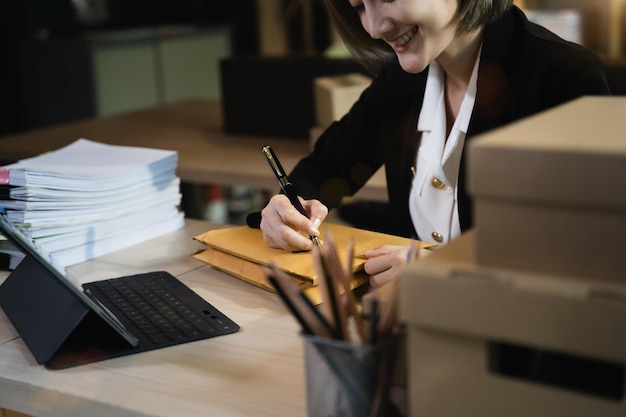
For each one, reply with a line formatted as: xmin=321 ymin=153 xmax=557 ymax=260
xmin=325 ymin=230 xmax=367 ymax=344
xmin=266 ymin=273 xmax=313 ymax=335
xmin=266 ymin=264 xmax=333 ymax=339
xmin=313 ymin=244 xmax=345 ymax=340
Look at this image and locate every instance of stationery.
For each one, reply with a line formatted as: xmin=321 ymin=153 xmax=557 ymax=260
xmin=264 ymin=227 xmax=411 ymax=417
xmin=0 ymin=138 xmax=183 ymax=269
xmin=193 ymin=223 xmax=431 ymax=286
xmin=261 ymin=145 xmax=323 ymax=250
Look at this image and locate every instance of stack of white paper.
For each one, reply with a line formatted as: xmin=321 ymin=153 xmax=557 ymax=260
xmin=0 ymin=138 xmax=185 ymax=270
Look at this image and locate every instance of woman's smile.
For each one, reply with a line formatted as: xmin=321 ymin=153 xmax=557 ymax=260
xmin=392 ymin=26 xmax=418 ymax=49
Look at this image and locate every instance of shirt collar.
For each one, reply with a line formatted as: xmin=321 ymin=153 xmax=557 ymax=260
xmin=417 ymin=61 xmax=444 ymax=132
xmin=457 ymin=44 xmax=482 ymax=134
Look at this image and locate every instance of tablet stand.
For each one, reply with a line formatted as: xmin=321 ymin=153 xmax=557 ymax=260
xmin=0 ymin=255 xmax=132 ymax=369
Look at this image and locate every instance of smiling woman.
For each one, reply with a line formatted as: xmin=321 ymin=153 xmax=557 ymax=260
xmin=252 ymin=0 xmax=611 ymax=287
xmin=326 ymin=0 xmax=512 ymax=70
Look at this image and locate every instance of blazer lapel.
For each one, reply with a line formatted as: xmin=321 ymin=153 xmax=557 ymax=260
xmin=469 ymin=7 xmax=520 ymax=138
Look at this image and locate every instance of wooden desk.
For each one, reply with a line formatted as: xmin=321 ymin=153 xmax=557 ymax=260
xmin=0 ymin=219 xmax=307 ymax=417
xmin=0 ymin=99 xmax=387 ymax=202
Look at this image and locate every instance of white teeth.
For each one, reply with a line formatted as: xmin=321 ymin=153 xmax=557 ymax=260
xmin=396 ymin=27 xmax=417 ymax=46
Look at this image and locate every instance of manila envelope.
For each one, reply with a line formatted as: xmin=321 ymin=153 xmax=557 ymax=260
xmin=194 ymin=222 xmax=435 ymax=286
xmin=193 ymin=247 xmax=369 ymax=305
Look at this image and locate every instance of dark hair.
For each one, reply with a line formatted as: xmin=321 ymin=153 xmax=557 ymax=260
xmin=322 ymin=0 xmax=514 ymax=69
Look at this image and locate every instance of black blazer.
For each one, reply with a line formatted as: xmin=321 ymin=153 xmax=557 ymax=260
xmin=257 ymin=6 xmax=611 ymax=239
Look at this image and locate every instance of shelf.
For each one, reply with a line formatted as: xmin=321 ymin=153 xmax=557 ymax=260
xmin=519 ymin=0 xmax=624 ymax=58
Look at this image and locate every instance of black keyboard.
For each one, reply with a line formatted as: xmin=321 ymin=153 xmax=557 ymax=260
xmin=82 ymin=271 xmax=239 ymax=349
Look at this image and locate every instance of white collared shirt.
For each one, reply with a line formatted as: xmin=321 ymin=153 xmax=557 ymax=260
xmin=408 ymin=49 xmax=481 ymax=245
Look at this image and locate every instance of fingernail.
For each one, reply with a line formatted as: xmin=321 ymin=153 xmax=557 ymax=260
xmin=309 ymin=218 xmax=321 ymax=235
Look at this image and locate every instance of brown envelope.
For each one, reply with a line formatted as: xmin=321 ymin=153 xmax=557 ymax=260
xmin=193 ymin=247 xmax=369 ymax=305
xmin=194 ymin=223 xmax=433 ymax=285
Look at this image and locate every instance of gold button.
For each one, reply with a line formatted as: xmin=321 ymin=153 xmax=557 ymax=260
xmin=410 ymin=166 xmax=416 ymax=177
xmin=431 ymin=232 xmax=444 ymax=243
xmin=431 ymin=177 xmax=445 ymax=189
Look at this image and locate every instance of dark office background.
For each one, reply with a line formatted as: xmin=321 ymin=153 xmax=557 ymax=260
xmin=3 ymin=1 xmax=622 ymax=139
xmin=0 ymin=0 xmax=264 ymax=136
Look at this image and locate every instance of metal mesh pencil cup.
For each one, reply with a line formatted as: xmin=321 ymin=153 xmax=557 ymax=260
xmin=302 ymin=333 xmax=402 ymax=417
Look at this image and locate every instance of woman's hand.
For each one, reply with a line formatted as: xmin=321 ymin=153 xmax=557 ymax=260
xmin=260 ymin=194 xmax=328 ymax=252
xmin=361 ymin=244 xmax=431 ymax=287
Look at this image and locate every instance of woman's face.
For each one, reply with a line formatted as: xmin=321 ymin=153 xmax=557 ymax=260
xmin=348 ymin=0 xmax=461 ymax=73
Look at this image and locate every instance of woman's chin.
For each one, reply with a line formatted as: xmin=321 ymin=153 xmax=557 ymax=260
xmin=397 ymin=55 xmax=429 ymax=74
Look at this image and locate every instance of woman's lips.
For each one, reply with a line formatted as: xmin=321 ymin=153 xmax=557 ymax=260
xmin=395 ymin=26 xmax=417 ymax=47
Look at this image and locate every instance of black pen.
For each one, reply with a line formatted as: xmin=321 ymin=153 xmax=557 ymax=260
xmin=262 ymin=145 xmax=323 ymax=250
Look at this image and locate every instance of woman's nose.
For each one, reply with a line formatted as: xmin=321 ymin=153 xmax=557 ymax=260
xmin=362 ymin=7 xmax=394 ymax=39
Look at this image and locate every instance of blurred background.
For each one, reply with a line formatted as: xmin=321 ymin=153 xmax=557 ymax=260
xmin=0 ymin=0 xmax=623 ymax=224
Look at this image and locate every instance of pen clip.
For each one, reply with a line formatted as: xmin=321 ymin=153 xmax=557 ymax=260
xmin=262 ymin=145 xmax=287 ymax=183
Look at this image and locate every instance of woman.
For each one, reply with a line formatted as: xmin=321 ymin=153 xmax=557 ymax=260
xmin=256 ymin=0 xmax=611 ymax=286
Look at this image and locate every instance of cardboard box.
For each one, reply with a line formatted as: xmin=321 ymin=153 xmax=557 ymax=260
xmin=466 ymin=96 xmax=626 ymax=282
xmin=399 ymin=231 xmax=626 ymax=417
xmin=313 ymin=73 xmax=371 ymax=126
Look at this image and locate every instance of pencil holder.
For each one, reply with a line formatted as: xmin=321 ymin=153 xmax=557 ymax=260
xmin=302 ymin=332 xmax=406 ymax=417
